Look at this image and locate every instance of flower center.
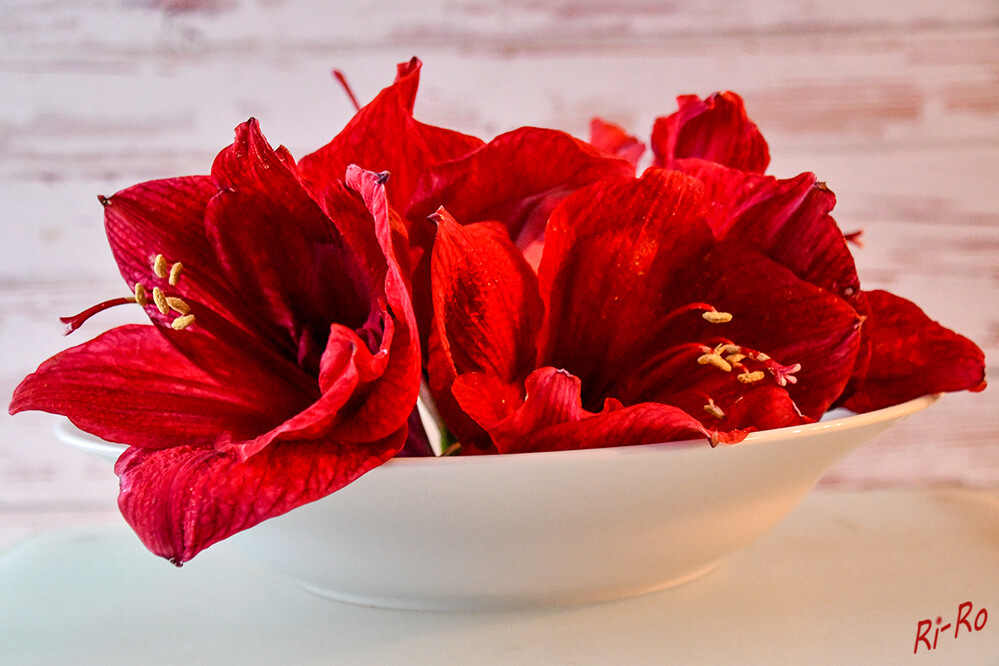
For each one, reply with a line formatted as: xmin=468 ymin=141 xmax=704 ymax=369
xmin=60 ymin=251 xmax=194 ymax=334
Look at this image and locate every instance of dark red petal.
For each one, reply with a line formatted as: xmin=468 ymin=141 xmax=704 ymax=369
xmin=101 ymin=175 xmax=226 ymax=328
xmin=589 ymin=117 xmax=645 ymax=167
xmin=115 ymin=426 xmax=407 ymax=564
xmin=452 ymin=367 xmax=730 ymax=454
xmin=679 ymin=159 xmax=862 ymax=306
xmin=205 ymin=119 xmax=378 ymax=373
xmin=717 ymin=385 xmax=812 ymax=433
xmin=334 ymin=166 xmax=422 ymax=441
xmin=651 ymin=92 xmax=770 ymax=174
xmin=298 ymin=58 xmax=484 ymax=210
xmin=614 ymin=241 xmax=863 ymax=420
xmin=406 ymin=126 xmax=636 ymax=253
xmin=536 ymin=168 xmax=714 ymax=405
xmin=426 ymin=210 xmax=544 ymax=450
xmin=8 ymin=325 xmax=315 ymax=449
xmin=842 ymin=290 xmax=987 ymax=412
xmin=222 ymin=167 xmax=422 ymax=457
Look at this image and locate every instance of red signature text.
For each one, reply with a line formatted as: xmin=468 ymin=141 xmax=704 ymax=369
xmin=914 ymin=601 xmax=988 ymax=654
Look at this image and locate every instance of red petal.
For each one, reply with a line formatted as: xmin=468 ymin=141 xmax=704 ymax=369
xmin=406 ymin=126 xmax=636 ymax=252
xmin=9 ymin=325 xmax=315 ymax=449
xmin=842 ymin=290 xmax=987 ymax=412
xmin=427 ymin=210 xmax=544 ymax=451
xmin=115 ymin=426 xmax=406 ymax=564
xmin=452 ymin=367 xmax=728 ymax=454
xmin=679 ymin=160 xmax=862 ymax=306
xmin=298 ymin=58 xmax=484 ymax=210
xmin=536 ymin=168 xmax=714 ymax=404
xmin=537 ymin=168 xmax=862 ymax=420
xmin=589 ymin=117 xmax=645 ymax=167
xmin=652 ymin=92 xmax=770 ymax=173
xmin=717 ymin=385 xmax=812 ymax=433
xmin=614 ymin=241 xmax=863 ymax=420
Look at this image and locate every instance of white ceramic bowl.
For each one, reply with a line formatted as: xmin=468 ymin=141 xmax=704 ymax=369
xmin=56 ymin=394 xmax=936 ymax=611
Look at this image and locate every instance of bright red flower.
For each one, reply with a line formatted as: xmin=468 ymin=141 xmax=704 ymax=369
xmin=650 ymin=93 xmax=986 ymax=409
xmin=9 ymin=121 xmax=421 ymax=564
xmin=429 ymin=169 xmax=865 ymax=454
xmin=651 ymin=91 xmax=770 ymax=174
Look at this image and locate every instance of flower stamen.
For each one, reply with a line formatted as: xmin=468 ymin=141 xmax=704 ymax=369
xmin=737 ymin=370 xmax=766 ymax=384
xmin=152 ymin=287 xmax=169 ymax=315
xmin=166 ymin=296 xmax=191 ymax=316
xmin=702 ymin=310 xmax=733 ymax=324
xmin=697 ymin=352 xmax=733 ymax=373
xmin=133 ymin=284 xmax=148 ymax=307
xmin=171 ymin=314 xmax=196 ymax=330
xmin=153 ymin=254 xmax=170 ymax=279
xmin=703 ymin=399 xmax=725 ymax=420
xmin=168 ymin=262 xmax=184 ymax=286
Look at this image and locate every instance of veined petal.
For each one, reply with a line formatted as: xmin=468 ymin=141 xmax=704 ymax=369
xmin=678 ymin=159 xmax=862 ymax=305
xmin=652 ymin=92 xmax=770 ymax=174
xmin=116 ymin=426 xmax=407 ymax=565
xmin=428 ymin=211 xmax=545 ymax=450
xmin=206 ymin=119 xmax=376 ymax=374
xmin=453 ymin=367 xmax=731 ymax=454
xmin=842 ymin=290 xmax=987 ymax=412
xmin=537 ymin=168 xmax=714 ymax=405
xmin=407 ymin=126 xmax=636 ymax=252
xmin=613 ymin=241 xmax=863 ymax=420
xmin=9 ymin=325 xmax=315 ymax=449
xmin=298 ymin=57 xmax=484 ymax=210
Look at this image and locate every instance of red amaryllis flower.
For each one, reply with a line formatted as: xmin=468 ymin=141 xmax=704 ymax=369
xmin=428 ymin=168 xmax=864 ymax=454
xmin=9 ymin=121 xmax=421 ymax=564
xmin=649 ymin=92 xmax=986 ymax=409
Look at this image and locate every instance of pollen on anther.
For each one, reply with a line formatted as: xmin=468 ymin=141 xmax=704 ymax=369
xmin=703 ymin=402 xmax=725 ymax=420
xmin=153 ymin=287 xmax=169 ymax=315
xmin=737 ymin=370 xmax=766 ymax=384
xmin=153 ymin=254 xmax=170 ymax=279
xmin=168 ymin=262 xmax=183 ymax=286
xmin=171 ymin=314 xmax=195 ymax=330
xmin=702 ymin=310 xmax=733 ymax=324
xmin=133 ymin=284 xmax=148 ymax=307
xmin=698 ymin=353 xmax=733 ymax=373
xmin=166 ymin=296 xmax=191 ymax=316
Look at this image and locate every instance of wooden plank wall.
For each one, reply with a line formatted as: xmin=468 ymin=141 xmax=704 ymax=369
xmin=1 ymin=0 xmax=997 ymax=549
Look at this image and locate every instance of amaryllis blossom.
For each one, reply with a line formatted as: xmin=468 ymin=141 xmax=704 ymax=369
xmin=9 ymin=121 xmax=421 ymax=564
xmin=428 ymin=168 xmax=865 ymax=455
xmin=649 ymin=91 xmax=986 ymax=410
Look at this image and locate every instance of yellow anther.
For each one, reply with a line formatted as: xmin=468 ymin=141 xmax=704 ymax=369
xmin=166 ymin=296 xmax=191 ymax=315
xmin=715 ymin=343 xmax=741 ymax=356
xmin=133 ymin=284 xmax=148 ymax=307
xmin=702 ymin=310 xmax=733 ymax=324
xmin=698 ymin=353 xmax=733 ymax=373
xmin=703 ymin=402 xmax=725 ymax=419
xmin=153 ymin=254 xmax=170 ymax=279
xmin=171 ymin=314 xmax=196 ymax=330
xmin=725 ymin=353 xmax=746 ymax=364
xmin=153 ymin=287 xmax=169 ymax=315
xmin=168 ymin=262 xmax=184 ymax=286
xmin=737 ymin=370 xmax=766 ymax=384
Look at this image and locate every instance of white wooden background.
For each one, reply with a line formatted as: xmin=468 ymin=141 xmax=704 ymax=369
xmin=1 ymin=0 xmax=997 ymax=550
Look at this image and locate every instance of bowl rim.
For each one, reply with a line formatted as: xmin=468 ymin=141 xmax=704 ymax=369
xmin=55 ymin=394 xmax=939 ymax=467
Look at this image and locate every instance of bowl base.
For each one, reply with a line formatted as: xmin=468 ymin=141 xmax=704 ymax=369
xmin=292 ymin=559 xmax=724 ymax=612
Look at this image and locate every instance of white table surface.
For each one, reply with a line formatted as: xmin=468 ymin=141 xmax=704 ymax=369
xmin=2 ymin=488 xmax=996 ymax=665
